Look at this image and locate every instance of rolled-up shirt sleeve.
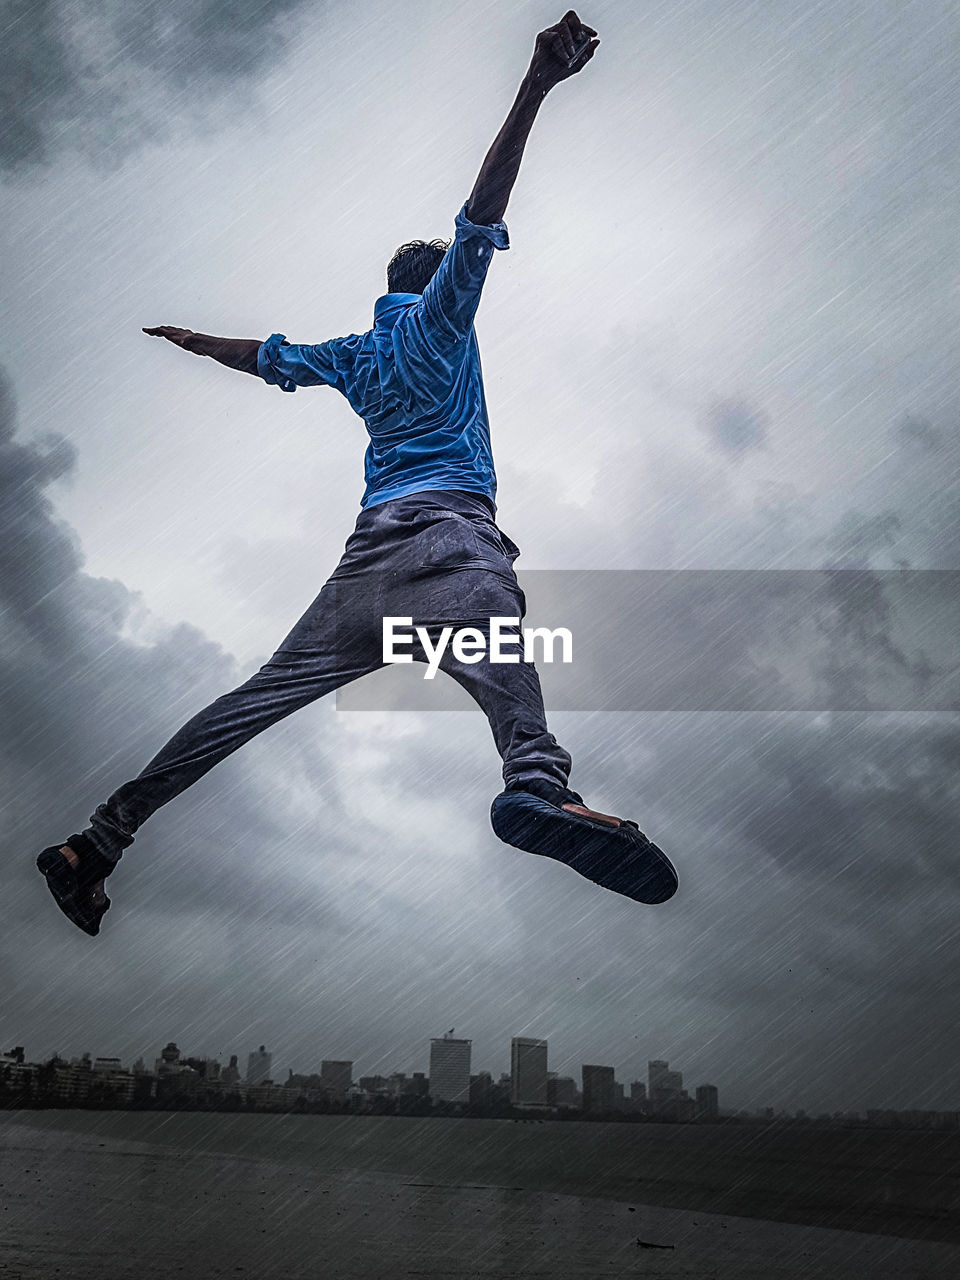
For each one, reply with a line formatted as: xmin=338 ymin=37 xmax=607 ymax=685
xmin=257 ymin=332 xmax=357 ymax=394
xmin=418 ymin=203 xmax=510 ymax=345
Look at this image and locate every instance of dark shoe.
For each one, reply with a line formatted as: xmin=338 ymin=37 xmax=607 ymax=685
xmin=36 ymin=834 xmax=114 ymax=936
xmin=491 ymin=787 xmax=678 ymax=905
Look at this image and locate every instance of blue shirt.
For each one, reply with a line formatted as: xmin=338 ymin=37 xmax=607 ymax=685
xmin=257 ymin=202 xmax=510 ymax=510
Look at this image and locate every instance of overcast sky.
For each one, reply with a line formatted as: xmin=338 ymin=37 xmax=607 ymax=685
xmin=3 ymin=0 xmax=959 ymax=1114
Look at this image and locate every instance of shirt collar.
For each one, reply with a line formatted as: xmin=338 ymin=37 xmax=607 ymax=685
xmin=374 ymin=293 xmax=420 ymax=326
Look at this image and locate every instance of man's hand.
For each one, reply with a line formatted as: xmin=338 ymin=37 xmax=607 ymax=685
xmin=143 ymin=325 xmax=196 ymax=349
xmin=527 ymin=10 xmax=599 ymax=96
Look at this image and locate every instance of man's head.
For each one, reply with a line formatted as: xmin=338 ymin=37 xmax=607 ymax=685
xmin=387 ymin=238 xmax=450 ymax=295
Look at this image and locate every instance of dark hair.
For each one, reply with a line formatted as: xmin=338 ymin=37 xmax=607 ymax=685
xmin=387 ymin=238 xmax=450 ymax=294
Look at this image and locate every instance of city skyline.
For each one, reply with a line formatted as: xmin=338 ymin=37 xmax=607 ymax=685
xmin=3 ymin=1033 xmax=727 ymax=1106
xmin=10 ymin=966 xmax=960 ymax=1115
xmin=6 ymin=1037 xmax=717 ymax=1109
xmin=10 ymin=1036 xmax=959 ymax=1131
xmin=12 ymin=1021 xmax=960 ymax=1131
xmin=0 ymin=1028 xmax=898 ymax=1119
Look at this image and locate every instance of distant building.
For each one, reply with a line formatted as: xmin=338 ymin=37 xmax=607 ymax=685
xmin=581 ymin=1064 xmax=616 ymax=1114
xmin=221 ymin=1055 xmax=241 ymax=1086
xmin=547 ymin=1075 xmax=580 ymax=1108
xmin=0 ymin=1051 xmax=38 ymax=1104
xmin=648 ymin=1060 xmax=684 ymax=1114
xmin=46 ymin=1057 xmax=92 ymax=1103
xmin=866 ymin=1110 xmax=960 ymax=1131
xmin=246 ymin=1080 xmax=291 ymax=1111
xmin=151 ymin=1043 xmax=198 ymax=1098
xmin=696 ymin=1084 xmax=719 ymax=1121
xmin=470 ymin=1071 xmax=494 ymax=1107
xmin=91 ymin=1057 xmax=135 ymax=1102
xmin=321 ymin=1060 xmax=353 ymax=1099
xmin=510 ymin=1037 xmax=548 ymax=1106
xmin=406 ymin=1072 xmax=429 ymax=1099
xmin=155 ymin=1042 xmax=182 ymax=1076
xmin=429 ymin=1034 xmax=471 ymax=1103
xmin=246 ymin=1045 xmax=273 ymax=1087
xmin=470 ymin=1072 xmax=511 ymax=1110
xmin=648 ymin=1060 xmax=670 ymax=1097
xmin=359 ymin=1074 xmax=390 ymax=1096
xmin=630 ymin=1080 xmax=647 ymax=1106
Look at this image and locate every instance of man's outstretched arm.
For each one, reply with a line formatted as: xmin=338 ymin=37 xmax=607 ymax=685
xmin=142 ymin=326 xmax=261 ymax=375
xmin=465 ymin=9 xmax=599 ymax=227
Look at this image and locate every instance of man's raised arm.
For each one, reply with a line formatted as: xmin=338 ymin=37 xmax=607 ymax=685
xmin=465 ymin=10 xmax=599 ymax=227
xmin=142 ymin=326 xmax=261 ymax=376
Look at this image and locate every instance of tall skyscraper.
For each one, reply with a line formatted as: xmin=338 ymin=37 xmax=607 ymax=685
xmin=581 ymin=1064 xmax=616 ymax=1114
xmin=648 ymin=1060 xmax=670 ymax=1098
xmin=510 ymin=1037 xmax=548 ymax=1106
xmin=246 ymin=1045 xmax=273 ymax=1086
xmin=696 ymin=1084 xmax=720 ymax=1120
xmin=649 ymin=1059 xmax=685 ymax=1116
xmin=663 ymin=1069 xmax=683 ymax=1096
xmin=320 ymin=1060 xmax=353 ymax=1099
xmin=428 ymin=1034 xmax=471 ymax=1103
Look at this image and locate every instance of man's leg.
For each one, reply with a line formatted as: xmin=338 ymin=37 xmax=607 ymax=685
xmin=429 ymin=617 xmax=573 ymax=793
xmin=39 ymin=578 xmax=382 ymax=932
xmin=428 ymin=619 xmax=678 ymax=905
xmin=80 ymin=583 xmax=382 ymax=862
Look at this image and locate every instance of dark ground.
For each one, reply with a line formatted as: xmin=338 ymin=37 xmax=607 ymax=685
xmin=1 ymin=1111 xmax=958 ymax=1279
xmin=8 ymin=1109 xmax=958 ymax=1240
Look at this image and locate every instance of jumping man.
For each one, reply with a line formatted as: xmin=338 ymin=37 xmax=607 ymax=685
xmin=37 ymin=11 xmax=677 ymax=936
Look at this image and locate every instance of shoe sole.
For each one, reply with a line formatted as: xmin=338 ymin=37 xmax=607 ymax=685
xmin=36 ymin=846 xmax=110 ymax=936
xmin=490 ymin=790 xmax=678 ymax=905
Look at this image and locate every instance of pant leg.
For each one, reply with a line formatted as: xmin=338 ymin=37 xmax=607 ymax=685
xmin=81 ymin=578 xmax=383 ymax=862
xmin=416 ymin=618 xmax=572 ymax=791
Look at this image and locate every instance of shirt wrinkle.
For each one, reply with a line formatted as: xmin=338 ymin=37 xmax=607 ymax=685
xmin=256 ymin=202 xmax=509 ymax=510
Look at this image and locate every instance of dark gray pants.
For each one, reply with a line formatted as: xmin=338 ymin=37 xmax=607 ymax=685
xmin=81 ymin=491 xmax=572 ymax=863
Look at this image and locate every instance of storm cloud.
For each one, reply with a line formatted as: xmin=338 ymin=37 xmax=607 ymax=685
xmin=702 ymin=398 xmax=768 ymax=455
xmin=0 ymin=0 xmax=311 ymax=173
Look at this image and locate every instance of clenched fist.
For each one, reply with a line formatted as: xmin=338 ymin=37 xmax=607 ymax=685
xmin=527 ymin=10 xmax=599 ymax=95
